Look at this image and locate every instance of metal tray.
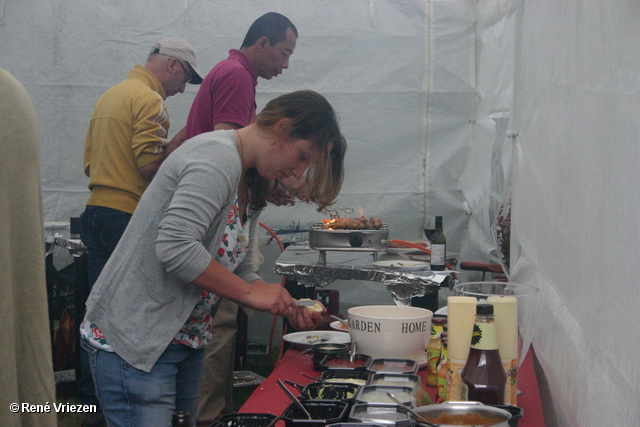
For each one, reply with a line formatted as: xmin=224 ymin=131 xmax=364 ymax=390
xmin=233 ymin=370 xmax=266 ymax=387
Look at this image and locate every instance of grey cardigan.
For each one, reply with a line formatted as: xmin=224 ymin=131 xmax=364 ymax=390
xmin=84 ymin=130 xmax=261 ymax=372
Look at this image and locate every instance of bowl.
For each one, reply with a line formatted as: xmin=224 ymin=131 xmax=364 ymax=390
xmin=299 ymin=382 xmax=360 ymax=402
xmin=354 ymin=385 xmax=415 ymax=406
xmin=347 ymin=305 xmax=433 ymax=361
xmin=312 ymin=342 xmax=349 ymax=358
xmin=348 ymin=403 xmax=412 ymax=426
xmin=281 ymin=399 xmax=349 ymax=427
xmin=319 ymin=353 xmax=372 ymax=371
xmin=368 ymin=373 xmax=420 ymax=388
xmin=321 ymin=369 xmax=371 ymax=386
xmin=368 ymin=358 xmax=418 ymax=375
xmin=211 ymin=413 xmax=278 ymax=427
xmin=311 ymin=343 xmax=350 ymax=371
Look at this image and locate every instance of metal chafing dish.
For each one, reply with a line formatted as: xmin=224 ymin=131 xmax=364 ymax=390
xmin=308 ymin=222 xmax=389 ymax=264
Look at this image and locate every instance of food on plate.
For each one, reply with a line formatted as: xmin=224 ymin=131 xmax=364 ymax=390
xmin=331 ymin=321 xmax=349 ymax=331
xmin=323 ymin=216 xmax=383 ymax=230
xmin=299 ymin=298 xmax=323 ymax=313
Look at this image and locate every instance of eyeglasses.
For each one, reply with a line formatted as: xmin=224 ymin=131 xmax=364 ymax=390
xmin=176 ymin=60 xmax=192 ymax=84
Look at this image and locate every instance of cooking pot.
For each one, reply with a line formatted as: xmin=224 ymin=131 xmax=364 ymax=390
xmin=411 ymin=401 xmax=511 ymax=427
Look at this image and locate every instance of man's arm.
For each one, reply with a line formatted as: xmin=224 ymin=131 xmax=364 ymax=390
xmin=138 ymin=126 xmax=185 ymax=181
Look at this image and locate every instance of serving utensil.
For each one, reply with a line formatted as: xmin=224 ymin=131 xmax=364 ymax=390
xmin=295 ymin=299 xmax=318 ymax=307
xmin=300 ymin=331 xmax=331 ymax=354
xmin=349 ymin=340 xmax=357 ymax=363
xmin=385 ymin=392 xmax=438 ymax=427
xmin=300 ymin=372 xmax=324 ymax=382
xmin=277 ymin=378 xmax=312 ymax=419
xmin=301 ymin=333 xmax=332 ymax=354
xmin=330 ymin=314 xmax=347 ymax=324
xmin=283 ymin=379 xmax=306 ymax=392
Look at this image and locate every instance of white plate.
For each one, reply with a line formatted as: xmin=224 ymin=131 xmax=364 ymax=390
xmin=330 ymin=320 xmax=349 ymax=332
xmin=415 ymin=352 xmax=430 ymax=369
xmin=283 ymin=331 xmax=351 ymax=348
xmin=373 ymin=260 xmax=431 ymax=271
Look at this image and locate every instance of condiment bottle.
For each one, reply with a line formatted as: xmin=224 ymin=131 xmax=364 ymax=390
xmin=461 ymin=303 xmax=506 ymax=405
xmin=436 ymin=337 xmax=449 ymax=403
xmin=446 ymin=296 xmax=477 ymax=401
xmin=172 ymin=411 xmax=190 ymax=426
xmin=426 ymin=316 xmax=446 ymax=386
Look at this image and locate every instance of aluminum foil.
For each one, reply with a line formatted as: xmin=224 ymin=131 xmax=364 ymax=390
xmin=274 ymin=245 xmax=440 ymax=304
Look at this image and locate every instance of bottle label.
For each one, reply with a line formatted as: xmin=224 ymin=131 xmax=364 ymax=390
xmin=426 ymin=325 xmax=443 ymax=374
xmin=446 ymin=358 xmax=466 ymax=401
xmin=471 ymin=322 xmax=499 ymax=350
xmin=431 ymin=244 xmax=445 ymax=266
xmin=503 ymin=358 xmax=518 ymax=405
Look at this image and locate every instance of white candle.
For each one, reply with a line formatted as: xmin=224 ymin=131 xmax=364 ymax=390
xmin=446 ymin=296 xmax=477 ymax=401
xmin=487 ymin=295 xmax=518 ymax=405
xmin=447 ymin=296 xmax=478 ymax=360
xmin=487 ymin=296 xmax=518 ymax=359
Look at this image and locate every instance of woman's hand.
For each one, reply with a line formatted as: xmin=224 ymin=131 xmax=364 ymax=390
xmin=285 ymin=303 xmax=326 ymax=331
xmin=242 ymin=282 xmax=297 ymax=315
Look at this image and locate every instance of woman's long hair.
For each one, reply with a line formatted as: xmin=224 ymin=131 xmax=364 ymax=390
xmin=247 ymin=90 xmax=346 ymax=212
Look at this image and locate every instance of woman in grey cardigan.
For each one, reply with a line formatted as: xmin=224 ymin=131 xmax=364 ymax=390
xmin=81 ymin=90 xmax=346 ymax=426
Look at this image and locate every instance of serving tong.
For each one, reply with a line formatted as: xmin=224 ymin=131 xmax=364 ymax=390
xmin=277 ymin=378 xmax=312 ymax=419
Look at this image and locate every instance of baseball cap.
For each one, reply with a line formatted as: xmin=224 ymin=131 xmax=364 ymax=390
xmin=150 ymin=37 xmax=204 ymax=84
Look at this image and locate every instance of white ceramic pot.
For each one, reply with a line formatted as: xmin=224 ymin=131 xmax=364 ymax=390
xmin=347 ymin=305 xmax=433 ymax=362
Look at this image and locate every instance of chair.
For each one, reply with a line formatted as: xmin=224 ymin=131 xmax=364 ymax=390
xmin=459 ymin=261 xmax=507 ymax=281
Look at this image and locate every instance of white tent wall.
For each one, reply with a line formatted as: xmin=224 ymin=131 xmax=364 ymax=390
xmin=508 ymin=1 xmax=640 ymax=425
xmin=3 ymin=0 xmax=638 ymax=425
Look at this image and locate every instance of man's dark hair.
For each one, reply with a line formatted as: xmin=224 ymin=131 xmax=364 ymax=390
xmin=240 ymin=12 xmax=298 ymax=48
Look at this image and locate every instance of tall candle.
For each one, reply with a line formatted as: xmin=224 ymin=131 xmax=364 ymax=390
xmin=487 ymin=295 xmax=518 ymax=405
xmin=446 ymin=296 xmax=477 ymax=400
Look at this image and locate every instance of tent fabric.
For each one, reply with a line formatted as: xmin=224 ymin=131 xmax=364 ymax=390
xmin=2 ymin=0 xmax=639 ymax=425
xmin=509 ymin=1 xmax=640 ymax=425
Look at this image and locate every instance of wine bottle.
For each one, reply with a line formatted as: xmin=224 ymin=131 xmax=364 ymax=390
xmin=461 ymin=304 xmax=507 ymax=405
xmin=430 ymin=216 xmax=446 ymax=271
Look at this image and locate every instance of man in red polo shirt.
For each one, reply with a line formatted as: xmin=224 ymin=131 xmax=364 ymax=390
xmin=185 ymin=12 xmax=305 ymax=426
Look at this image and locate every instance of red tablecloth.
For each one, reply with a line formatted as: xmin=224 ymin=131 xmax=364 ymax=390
xmin=240 ymin=347 xmax=545 ymax=427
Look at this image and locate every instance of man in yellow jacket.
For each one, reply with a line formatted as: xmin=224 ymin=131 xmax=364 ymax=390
xmin=79 ymin=37 xmax=204 ymax=426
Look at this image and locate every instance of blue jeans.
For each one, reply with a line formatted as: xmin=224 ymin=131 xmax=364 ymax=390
xmin=82 ymin=340 xmax=205 ymax=427
xmin=80 ymin=205 xmax=132 ymax=286
xmin=79 ymin=206 xmax=132 ymax=407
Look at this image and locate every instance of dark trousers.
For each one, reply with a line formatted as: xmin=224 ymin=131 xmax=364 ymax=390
xmin=78 ymin=206 xmax=132 ymax=406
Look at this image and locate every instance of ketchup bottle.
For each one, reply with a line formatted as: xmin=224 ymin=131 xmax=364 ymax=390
xmin=460 ymin=303 xmax=506 ymax=405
